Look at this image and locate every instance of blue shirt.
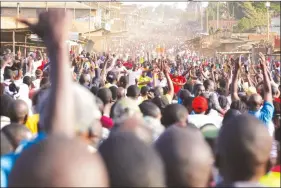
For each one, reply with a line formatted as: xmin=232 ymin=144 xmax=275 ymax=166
xmin=0 ymin=132 xmax=47 ymax=187
xmin=248 ymin=101 xmax=274 ymax=126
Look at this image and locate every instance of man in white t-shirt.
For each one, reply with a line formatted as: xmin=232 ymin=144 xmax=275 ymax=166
xmin=155 ymin=72 xmax=167 ymax=87
xmin=187 ymin=96 xmax=222 ymax=129
xmin=128 ymin=64 xmax=142 ymax=86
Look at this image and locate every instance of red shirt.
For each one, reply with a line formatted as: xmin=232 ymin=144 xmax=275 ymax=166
xmin=37 ymin=60 xmax=47 ymax=71
xmin=170 ymin=74 xmax=187 ymax=94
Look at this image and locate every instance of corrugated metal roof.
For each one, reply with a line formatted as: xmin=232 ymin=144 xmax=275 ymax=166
xmin=1 ymin=2 xmax=91 ymax=9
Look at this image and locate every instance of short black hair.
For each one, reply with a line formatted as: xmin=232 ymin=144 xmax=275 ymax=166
xmin=23 ymin=76 xmax=32 ymax=87
xmin=97 ymin=88 xmax=112 ymax=105
xmin=161 ymin=104 xmax=188 ymax=128
xmin=109 ymin=86 xmax=118 ymax=101
xmin=140 ymin=86 xmax=150 ymax=96
xmin=139 ymin=102 xmax=161 ymax=118
xmin=126 ymin=85 xmax=140 ymax=98
xmin=90 ymin=86 xmax=99 ymax=96
xmin=99 ymin=132 xmax=165 ymax=187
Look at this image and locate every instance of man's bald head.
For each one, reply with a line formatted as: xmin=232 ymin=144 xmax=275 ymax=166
xmin=99 ymin=132 xmax=165 ymax=187
xmin=248 ymin=93 xmax=263 ymax=111
xmin=155 ymin=125 xmax=213 ymax=187
xmin=9 ymin=100 xmax=29 ymax=124
xmin=9 ymin=135 xmax=108 ymax=187
xmin=217 ymin=114 xmax=272 ymax=183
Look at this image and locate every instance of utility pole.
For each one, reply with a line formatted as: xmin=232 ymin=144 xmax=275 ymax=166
xmin=206 ymin=8 xmax=209 ymax=34
xmin=45 ymin=2 xmax=48 ymax=11
xmin=216 ymin=2 xmax=219 ymax=30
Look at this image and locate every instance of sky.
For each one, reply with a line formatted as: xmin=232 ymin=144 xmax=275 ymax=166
xmin=122 ymin=2 xmax=209 ymax=10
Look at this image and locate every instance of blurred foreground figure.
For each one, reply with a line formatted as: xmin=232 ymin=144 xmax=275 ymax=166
xmin=8 ymin=136 xmax=108 ymax=187
xmin=99 ymin=132 xmax=165 ymax=187
xmin=216 ymin=114 xmax=273 ymax=187
xmin=155 ymin=125 xmax=213 ymax=187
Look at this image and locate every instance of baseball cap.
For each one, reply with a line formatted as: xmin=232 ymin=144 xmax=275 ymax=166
xmin=192 ymin=96 xmax=208 ymax=113
xmin=200 ymin=124 xmax=219 ymax=139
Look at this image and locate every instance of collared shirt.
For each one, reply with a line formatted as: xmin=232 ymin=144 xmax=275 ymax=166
xmin=248 ymin=101 xmax=274 ymax=126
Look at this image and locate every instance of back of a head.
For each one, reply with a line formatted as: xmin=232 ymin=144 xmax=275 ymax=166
xmin=1 ymin=132 xmax=13 ymax=155
xmin=23 ymin=76 xmax=32 ymax=87
xmin=179 ymin=89 xmax=191 ymax=100
xmin=203 ymin=79 xmax=213 ymax=91
xmin=161 ymin=104 xmax=188 ymax=128
xmin=139 ymin=102 xmax=161 ymax=119
xmin=222 ymin=109 xmax=241 ymax=125
xmin=155 ymin=126 xmax=213 ymax=187
xmin=218 ymin=95 xmax=228 ymax=110
xmin=109 ymin=86 xmax=118 ymax=101
xmin=9 ymin=135 xmax=108 ymax=187
xmin=117 ymin=87 xmax=125 ymax=100
xmin=40 ymin=77 xmax=50 ymax=88
xmin=127 ymin=85 xmax=140 ymax=99
xmin=1 ymin=123 xmax=32 ymax=150
xmin=4 ymin=69 xmax=14 ymax=80
xmin=217 ymin=114 xmax=272 ymax=182
xmin=0 ymin=94 xmax=14 ymax=117
xmin=140 ymin=86 xmax=150 ymax=96
xmin=99 ymin=132 xmax=165 ymax=187
xmin=97 ymin=88 xmax=112 ymax=105
xmin=8 ymin=100 xmax=29 ymax=123
xmin=90 ymin=86 xmax=99 ymax=96
xmin=230 ymin=100 xmax=248 ymax=113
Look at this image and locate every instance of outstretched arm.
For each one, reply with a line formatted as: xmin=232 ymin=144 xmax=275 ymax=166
xmin=259 ymin=52 xmax=272 ymax=103
xmin=19 ymin=10 xmax=75 ymax=137
xmin=231 ymin=56 xmax=241 ymax=101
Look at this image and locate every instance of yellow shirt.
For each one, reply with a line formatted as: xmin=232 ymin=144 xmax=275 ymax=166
xmin=25 ymin=114 xmax=39 ymax=134
xmin=104 ymin=83 xmax=113 ymax=88
xmin=138 ymin=76 xmax=151 ymax=89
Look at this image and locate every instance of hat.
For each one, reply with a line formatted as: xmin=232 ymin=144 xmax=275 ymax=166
xmin=35 ymin=69 xmax=43 ymax=77
xmin=200 ymin=124 xmax=219 ymax=139
xmin=192 ymin=96 xmax=208 ymax=113
xmin=110 ymin=97 xmax=142 ymax=122
xmin=246 ymin=86 xmax=257 ymax=96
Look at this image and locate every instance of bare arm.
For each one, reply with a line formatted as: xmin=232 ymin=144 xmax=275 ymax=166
xmin=231 ymin=57 xmax=241 ymax=101
xmin=163 ymin=60 xmax=174 ymax=97
xmin=19 ymin=10 xmax=75 ymax=137
xmin=259 ymin=52 xmax=272 ymax=103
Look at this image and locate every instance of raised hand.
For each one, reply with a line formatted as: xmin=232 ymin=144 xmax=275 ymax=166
xmin=17 ymin=10 xmax=71 ymax=48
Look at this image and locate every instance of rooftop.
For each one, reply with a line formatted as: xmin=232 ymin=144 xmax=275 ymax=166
xmin=1 ymin=2 xmax=91 ymax=10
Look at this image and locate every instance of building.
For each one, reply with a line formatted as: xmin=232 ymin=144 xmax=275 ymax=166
xmin=208 ymin=19 xmax=238 ymax=31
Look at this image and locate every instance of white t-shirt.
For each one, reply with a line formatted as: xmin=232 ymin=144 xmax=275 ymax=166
xmin=155 ymin=78 xmax=167 ymax=87
xmin=187 ymin=113 xmax=223 ymax=129
xmin=112 ymin=66 xmax=127 ymax=80
xmin=128 ymin=69 xmax=142 ymax=86
xmin=33 ymin=79 xmax=41 ymax=90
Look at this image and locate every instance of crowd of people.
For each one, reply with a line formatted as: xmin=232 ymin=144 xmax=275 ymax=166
xmin=1 ymin=10 xmax=280 ymax=187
